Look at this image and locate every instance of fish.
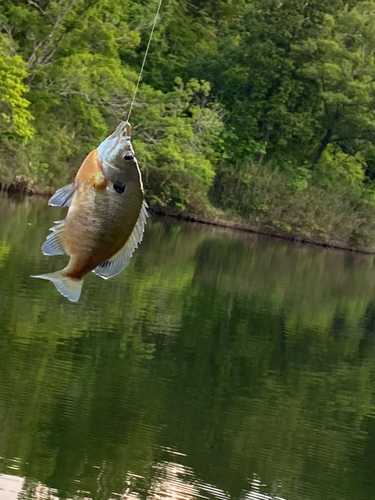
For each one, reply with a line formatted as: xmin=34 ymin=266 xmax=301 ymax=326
xmin=32 ymin=121 xmax=148 ymax=302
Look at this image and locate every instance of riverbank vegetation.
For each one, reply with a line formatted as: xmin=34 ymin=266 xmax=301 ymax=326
xmin=2 ymin=0 xmax=375 ymax=249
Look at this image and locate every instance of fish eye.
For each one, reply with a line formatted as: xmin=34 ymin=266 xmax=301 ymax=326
xmin=114 ymin=181 xmax=125 ymax=194
xmin=124 ymin=153 xmax=133 ymax=161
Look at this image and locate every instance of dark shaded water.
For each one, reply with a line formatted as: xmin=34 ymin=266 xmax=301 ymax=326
xmin=1 ymin=195 xmax=375 ymax=500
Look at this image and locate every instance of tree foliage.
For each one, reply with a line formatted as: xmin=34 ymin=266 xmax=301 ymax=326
xmin=0 ymin=34 xmax=33 ymax=140
xmin=2 ymin=0 xmax=375 ymax=245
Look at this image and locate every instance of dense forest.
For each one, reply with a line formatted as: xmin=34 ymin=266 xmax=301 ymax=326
xmin=2 ymin=0 xmax=375 ymax=248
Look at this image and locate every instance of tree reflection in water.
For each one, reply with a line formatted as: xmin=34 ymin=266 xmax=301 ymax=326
xmin=0 ymin=196 xmax=375 ymax=500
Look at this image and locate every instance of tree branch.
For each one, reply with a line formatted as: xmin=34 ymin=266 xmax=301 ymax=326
xmin=27 ymin=0 xmax=80 ymax=71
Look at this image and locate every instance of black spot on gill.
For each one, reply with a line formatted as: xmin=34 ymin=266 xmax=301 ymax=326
xmin=114 ymin=182 xmax=125 ymax=194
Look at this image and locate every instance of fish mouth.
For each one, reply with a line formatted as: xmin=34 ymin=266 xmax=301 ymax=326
xmin=97 ymin=121 xmax=132 ymax=163
xmin=108 ymin=121 xmax=131 ymax=140
xmin=97 ymin=121 xmax=134 ymax=182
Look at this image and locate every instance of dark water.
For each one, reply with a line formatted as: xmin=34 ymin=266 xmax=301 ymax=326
xmin=1 ymin=195 xmax=375 ymax=500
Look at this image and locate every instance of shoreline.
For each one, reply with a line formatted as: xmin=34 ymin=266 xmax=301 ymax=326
xmin=0 ymin=182 xmax=52 ymax=198
xmin=151 ymin=208 xmax=375 ymax=255
xmin=2 ymin=182 xmax=373 ymax=255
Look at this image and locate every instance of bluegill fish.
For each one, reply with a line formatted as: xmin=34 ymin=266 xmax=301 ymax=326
xmin=33 ymin=121 xmax=147 ymax=302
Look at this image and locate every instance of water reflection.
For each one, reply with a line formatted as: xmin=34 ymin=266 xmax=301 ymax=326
xmin=0 ymin=195 xmax=375 ymax=500
xmin=0 ymin=461 xmax=287 ymax=500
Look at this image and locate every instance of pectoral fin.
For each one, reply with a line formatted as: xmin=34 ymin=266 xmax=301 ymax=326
xmin=94 ymin=200 xmax=148 ymax=279
xmin=48 ymin=183 xmax=76 ymax=207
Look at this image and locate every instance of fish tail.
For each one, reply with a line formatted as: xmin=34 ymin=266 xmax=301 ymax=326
xmin=32 ymin=270 xmax=83 ymax=303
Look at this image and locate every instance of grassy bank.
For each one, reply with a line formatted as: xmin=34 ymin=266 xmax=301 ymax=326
xmin=207 ymin=161 xmax=375 ymax=253
xmin=4 ymin=157 xmax=375 ymax=254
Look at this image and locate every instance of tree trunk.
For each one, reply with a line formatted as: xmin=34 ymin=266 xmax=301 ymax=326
xmin=310 ymin=128 xmax=333 ymax=170
xmin=310 ymin=111 xmax=340 ymax=170
xmin=258 ymin=123 xmax=270 ymax=164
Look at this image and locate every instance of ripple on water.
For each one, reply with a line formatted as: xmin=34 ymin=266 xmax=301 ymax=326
xmin=0 ymin=199 xmax=375 ymax=500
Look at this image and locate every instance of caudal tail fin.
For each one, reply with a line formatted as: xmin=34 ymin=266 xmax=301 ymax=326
xmin=32 ymin=270 xmax=83 ymax=302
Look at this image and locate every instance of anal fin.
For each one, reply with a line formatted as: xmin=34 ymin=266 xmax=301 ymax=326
xmin=42 ymin=220 xmax=66 ymax=256
xmin=94 ymin=200 xmax=148 ymax=279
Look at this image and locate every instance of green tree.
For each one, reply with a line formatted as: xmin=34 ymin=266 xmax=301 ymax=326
xmin=0 ymin=0 xmax=223 ymax=206
xmin=298 ymin=3 xmax=375 ymax=170
xmin=0 ymin=34 xmax=33 ymax=140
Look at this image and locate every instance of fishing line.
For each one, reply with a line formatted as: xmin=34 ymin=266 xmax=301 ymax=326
xmin=126 ymin=0 xmax=163 ymax=123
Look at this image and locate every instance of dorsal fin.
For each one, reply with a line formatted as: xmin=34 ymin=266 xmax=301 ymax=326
xmin=94 ymin=200 xmax=148 ymax=279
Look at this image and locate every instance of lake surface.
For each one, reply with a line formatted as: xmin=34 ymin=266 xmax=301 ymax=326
xmin=1 ymin=195 xmax=375 ymax=500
